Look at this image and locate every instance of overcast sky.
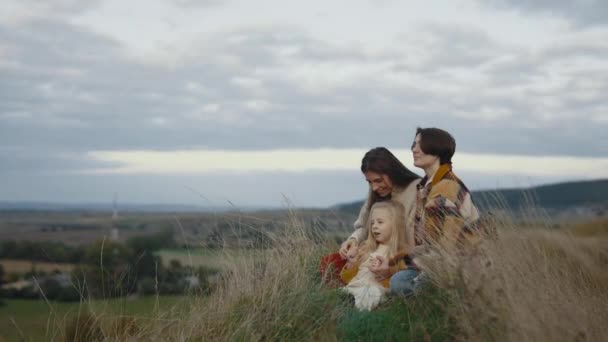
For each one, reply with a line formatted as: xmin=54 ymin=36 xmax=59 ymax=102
xmin=1 ymin=0 xmax=607 ymax=208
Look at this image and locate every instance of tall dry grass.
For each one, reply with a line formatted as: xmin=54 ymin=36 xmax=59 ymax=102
xmin=53 ymin=209 xmax=342 ymax=341
xmin=164 ymin=209 xmax=341 ymax=341
xmin=420 ymin=211 xmax=608 ymax=341
xmin=51 ymin=207 xmax=608 ymax=341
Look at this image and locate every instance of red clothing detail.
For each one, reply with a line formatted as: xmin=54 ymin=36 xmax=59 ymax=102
xmin=319 ymin=252 xmax=347 ymax=286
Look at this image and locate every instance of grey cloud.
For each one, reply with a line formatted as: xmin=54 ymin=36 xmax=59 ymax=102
xmin=1 ymin=8 xmax=606 ymax=207
xmin=541 ymin=42 xmax=608 ymax=61
xmin=1 ymin=18 xmax=606 ymax=163
xmin=480 ymin=0 xmax=608 ymax=27
xmin=369 ymin=0 xmax=399 ymax=6
xmin=24 ymin=0 xmax=101 ymax=13
xmin=171 ymin=0 xmax=229 ymax=9
xmin=7 ymin=0 xmax=102 ymax=19
xmin=417 ymin=24 xmax=500 ymax=70
xmin=480 ymin=54 xmax=546 ymax=86
xmin=481 ymin=42 xmax=608 ymax=121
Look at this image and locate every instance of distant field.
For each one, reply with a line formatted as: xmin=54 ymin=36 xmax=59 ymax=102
xmin=567 ymin=217 xmax=608 ymax=237
xmin=0 ymin=209 xmax=353 ymax=247
xmin=1 ymin=249 xmax=264 ymax=274
xmin=0 ymin=296 xmax=189 ymax=341
xmin=0 ymin=212 xmax=174 ymax=246
xmin=0 ymin=259 xmax=75 ymax=275
xmin=157 ymin=248 xmax=267 ymax=270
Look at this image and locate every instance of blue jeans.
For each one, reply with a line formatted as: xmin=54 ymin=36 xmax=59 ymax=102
xmin=389 ymin=269 xmax=426 ymax=297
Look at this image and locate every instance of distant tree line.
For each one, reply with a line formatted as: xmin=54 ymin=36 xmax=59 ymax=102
xmin=0 ymin=229 xmax=217 ymax=302
xmin=0 ymin=240 xmax=86 ymax=263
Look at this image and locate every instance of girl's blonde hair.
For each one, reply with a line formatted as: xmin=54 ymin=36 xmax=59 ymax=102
xmin=356 ymin=200 xmax=408 ymax=263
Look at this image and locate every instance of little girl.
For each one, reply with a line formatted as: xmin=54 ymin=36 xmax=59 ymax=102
xmin=340 ymin=200 xmax=409 ymax=311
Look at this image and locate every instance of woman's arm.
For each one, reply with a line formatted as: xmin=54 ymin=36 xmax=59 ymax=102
xmin=423 ymin=178 xmax=479 ymax=251
xmin=399 ymin=180 xmax=421 ymax=253
xmin=348 ymin=199 xmax=370 ymax=243
xmin=339 ymin=200 xmax=369 ymax=258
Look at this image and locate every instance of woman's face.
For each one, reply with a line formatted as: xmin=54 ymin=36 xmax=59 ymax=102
xmin=364 ymin=171 xmax=393 ymax=198
xmin=412 ymin=134 xmax=439 ymax=170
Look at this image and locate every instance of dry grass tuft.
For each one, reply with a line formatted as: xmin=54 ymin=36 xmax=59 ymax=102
xmin=61 ymin=311 xmax=104 ymax=342
xmin=168 ymin=209 xmax=339 ymax=341
xmin=420 ymin=213 xmax=608 ymax=341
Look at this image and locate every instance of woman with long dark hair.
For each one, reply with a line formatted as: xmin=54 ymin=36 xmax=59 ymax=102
xmin=320 ymin=147 xmax=421 ymax=284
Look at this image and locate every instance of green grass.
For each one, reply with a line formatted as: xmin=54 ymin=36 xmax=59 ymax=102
xmin=0 ymin=296 xmax=187 ymax=341
xmin=336 ymin=286 xmax=454 ymax=341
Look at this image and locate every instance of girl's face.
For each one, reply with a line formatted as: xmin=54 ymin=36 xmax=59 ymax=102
xmin=412 ymin=134 xmax=439 ymax=170
xmin=370 ymin=207 xmax=392 ymax=244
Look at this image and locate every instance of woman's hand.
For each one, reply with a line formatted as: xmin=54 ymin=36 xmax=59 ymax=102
xmin=369 ymin=255 xmax=391 ymax=280
xmin=339 ymin=238 xmax=358 ymax=259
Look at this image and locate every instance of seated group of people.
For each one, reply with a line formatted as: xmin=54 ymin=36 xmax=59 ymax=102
xmin=320 ymin=127 xmax=481 ymax=311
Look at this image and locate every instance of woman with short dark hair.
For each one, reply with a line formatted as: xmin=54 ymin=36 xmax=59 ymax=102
xmin=387 ymin=127 xmax=480 ymax=296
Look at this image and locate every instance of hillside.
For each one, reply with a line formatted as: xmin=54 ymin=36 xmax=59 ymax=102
xmin=334 ymin=178 xmax=608 ymax=214
xmin=473 ymin=179 xmax=608 ymax=210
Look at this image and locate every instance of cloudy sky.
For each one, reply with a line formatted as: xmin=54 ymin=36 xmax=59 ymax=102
xmin=1 ymin=0 xmax=607 ymax=208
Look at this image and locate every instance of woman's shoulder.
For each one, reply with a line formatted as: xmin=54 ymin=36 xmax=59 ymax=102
xmin=408 ymin=178 xmax=422 ymax=189
xmin=391 ymin=180 xmax=420 ymax=210
xmin=394 ymin=179 xmax=421 ymax=197
xmin=429 ymin=178 xmax=464 ymax=202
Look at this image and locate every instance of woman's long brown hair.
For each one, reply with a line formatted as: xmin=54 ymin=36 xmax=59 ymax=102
xmin=361 ymin=147 xmax=420 ymax=210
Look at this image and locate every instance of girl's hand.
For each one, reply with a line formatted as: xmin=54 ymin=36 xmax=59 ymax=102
xmin=368 ymin=255 xmax=380 ymax=268
xmin=369 ymin=255 xmax=391 ymax=280
xmin=339 ymin=238 xmax=358 ymax=259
